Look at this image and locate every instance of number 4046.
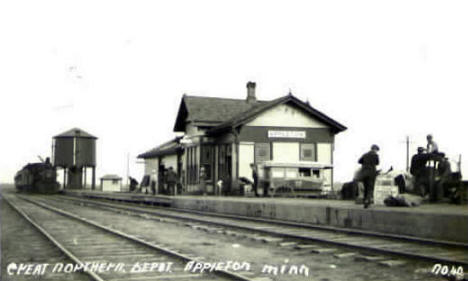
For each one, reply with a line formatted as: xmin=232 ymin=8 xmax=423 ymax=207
xmin=432 ymin=264 xmax=464 ymax=277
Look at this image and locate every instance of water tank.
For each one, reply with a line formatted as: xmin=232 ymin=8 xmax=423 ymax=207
xmin=53 ymin=128 xmax=97 ymax=168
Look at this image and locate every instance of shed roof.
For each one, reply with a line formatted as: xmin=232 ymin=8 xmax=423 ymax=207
xmin=54 ymin=128 xmax=97 ymax=139
xmin=137 ymin=137 xmax=182 ymax=159
xmin=100 ymin=174 xmax=122 ymax=180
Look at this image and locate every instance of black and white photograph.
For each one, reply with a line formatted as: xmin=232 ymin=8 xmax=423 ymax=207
xmin=1 ymin=1 xmax=467 ymax=280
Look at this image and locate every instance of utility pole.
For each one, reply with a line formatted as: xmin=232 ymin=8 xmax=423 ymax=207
xmin=458 ymin=154 xmax=462 ymax=173
xmin=126 ymin=152 xmax=130 ymax=189
xmin=406 ymin=136 xmax=410 ymax=172
xmin=400 ymin=136 xmax=413 ymax=172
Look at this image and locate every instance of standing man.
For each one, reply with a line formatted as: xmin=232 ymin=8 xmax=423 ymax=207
xmin=166 ymin=167 xmax=177 ymax=196
xmin=435 ymin=156 xmax=451 ymax=202
xmin=200 ymin=166 xmax=207 ymax=196
xmin=410 ymin=147 xmax=431 ymax=196
xmin=426 ymin=134 xmax=440 ymax=202
xmin=150 ymin=180 xmax=156 ymax=195
xmin=358 ymin=144 xmax=380 ymax=208
xmin=250 ymin=163 xmax=259 ymax=197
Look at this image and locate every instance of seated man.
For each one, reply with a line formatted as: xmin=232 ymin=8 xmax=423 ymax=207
xmin=426 ymin=134 xmax=439 ymax=154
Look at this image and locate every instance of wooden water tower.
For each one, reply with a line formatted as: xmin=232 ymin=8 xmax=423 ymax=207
xmin=52 ymin=128 xmax=97 ymax=189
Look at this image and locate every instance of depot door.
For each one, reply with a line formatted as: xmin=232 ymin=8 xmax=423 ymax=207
xmin=217 ymin=144 xmax=232 ymax=185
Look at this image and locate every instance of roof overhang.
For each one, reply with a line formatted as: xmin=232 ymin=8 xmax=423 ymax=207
xmin=137 ymin=137 xmax=183 ymax=159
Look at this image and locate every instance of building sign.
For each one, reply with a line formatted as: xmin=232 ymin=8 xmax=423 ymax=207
xmin=268 ymin=130 xmax=306 ymax=139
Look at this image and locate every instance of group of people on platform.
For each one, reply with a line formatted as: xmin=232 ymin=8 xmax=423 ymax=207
xmin=410 ymin=135 xmax=454 ymax=202
xmin=131 ymin=134 xmax=461 ymax=204
xmin=354 ymin=134 xmax=459 ymax=208
xmin=131 ymin=167 xmax=178 ymax=195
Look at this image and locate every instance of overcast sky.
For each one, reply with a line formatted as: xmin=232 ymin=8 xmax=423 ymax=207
xmin=1 ymin=0 xmax=468 ymax=184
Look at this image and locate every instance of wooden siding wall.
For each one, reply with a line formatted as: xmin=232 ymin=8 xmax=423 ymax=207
xmin=246 ymin=103 xmax=328 ymax=128
xmin=144 ymin=158 xmax=159 ymax=176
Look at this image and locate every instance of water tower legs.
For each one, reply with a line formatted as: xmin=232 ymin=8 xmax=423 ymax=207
xmin=83 ymin=167 xmax=87 ymax=188
xmin=63 ymin=169 xmax=67 ymax=189
xmin=92 ymin=167 xmax=96 ymax=190
xmin=67 ymin=167 xmax=83 ymax=189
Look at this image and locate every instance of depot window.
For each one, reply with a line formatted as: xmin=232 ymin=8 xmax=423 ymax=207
xmin=200 ymin=145 xmax=213 ymax=182
xmin=255 ymin=143 xmax=271 ymax=163
xmin=187 ymin=146 xmax=199 ymax=184
xmin=300 ymin=143 xmax=316 ymax=161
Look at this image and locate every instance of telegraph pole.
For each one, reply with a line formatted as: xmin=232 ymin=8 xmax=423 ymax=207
xmin=400 ymin=136 xmax=413 ymax=172
xmin=406 ymin=136 xmax=410 ymax=172
xmin=458 ymin=154 xmax=462 ymax=173
xmin=126 ymin=152 xmax=130 ymax=189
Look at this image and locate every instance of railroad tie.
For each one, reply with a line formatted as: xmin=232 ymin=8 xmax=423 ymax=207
xmin=261 ymin=237 xmax=283 ymax=243
xmin=279 ymin=241 xmax=297 ymax=247
xmin=310 ymin=248 xmax=338 ymax=254
xmin=354 ymin=255 xmax=386 ymax=262
xmin=378 ymin=260 xmax=407 ymax=267
xmin=294 ymin=244 xmax=317 ymax=250
xmin=334 ymin=252 xmax=357 ymax=259
xmin=251 ymin=277 xmax=274 ymax=281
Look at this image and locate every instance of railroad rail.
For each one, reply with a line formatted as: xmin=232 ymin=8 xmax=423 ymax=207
xmin=39 ymin=194 xmax=468 ymax=267
xmin=3 ymin=194 xmax=255 ymax=281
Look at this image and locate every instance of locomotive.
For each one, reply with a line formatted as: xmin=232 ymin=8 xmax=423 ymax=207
xmin=14 ymin=157 xmax=60 ymax=194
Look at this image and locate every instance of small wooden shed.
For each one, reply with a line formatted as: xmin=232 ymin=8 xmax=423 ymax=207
xmin=100 ymin=174 xmax=122 ymax=192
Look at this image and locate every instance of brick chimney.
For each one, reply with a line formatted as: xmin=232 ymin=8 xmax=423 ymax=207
xmin=246 ymin=81 xmax=256 ymax=103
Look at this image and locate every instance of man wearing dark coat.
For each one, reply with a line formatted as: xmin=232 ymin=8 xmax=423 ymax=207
xmin=410 ymin=147 xmax=431 ymax=196
xmin=250 ymin=163 xmax=259 ymax=197
xmin=166 ymin=167 xmax=177 ymax=195
xmin=358 ymin=144 xmax=380 ymax=208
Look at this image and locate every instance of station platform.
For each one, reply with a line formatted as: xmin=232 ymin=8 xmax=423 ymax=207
xmin=63 ymin=190 xmax=468 ymax=244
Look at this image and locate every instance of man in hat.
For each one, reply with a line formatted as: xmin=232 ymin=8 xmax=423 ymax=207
xmin=410 ymin=147 xmax=428 ymax=176
xmin=410 ymin=147 xmax=431 ymax=196
xmin=166 ymin=167 xmax=177 ymax=195
xmin=358 ymin=144 xmax=380 ymax=208
xmin=250 ymin=163 xmax=259 ymax=197
xmin=435 ymin=156 xmax=452 ymax=201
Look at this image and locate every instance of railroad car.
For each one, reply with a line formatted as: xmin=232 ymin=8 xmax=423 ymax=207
xmin=14 ymin=159 xmax=60 ymax=194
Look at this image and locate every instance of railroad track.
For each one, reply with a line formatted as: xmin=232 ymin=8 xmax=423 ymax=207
xmin=1 ymin=194 xmax=91 ymax=281
xmin=49 ymin=194 xmax=468 ymax=268
xmin=3 ymin=194 xmax=254 ymax=281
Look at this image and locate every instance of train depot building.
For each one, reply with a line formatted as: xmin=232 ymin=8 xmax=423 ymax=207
xmin=138 ymin=82 xmax=346 ymax=195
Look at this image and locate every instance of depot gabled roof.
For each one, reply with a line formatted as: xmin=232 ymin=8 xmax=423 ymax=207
xmin=173 ymin=95 xmax=268 ymax=132
xmin=173 ymin=93 xmax=346 ymax=134
xmin=54 ymin=128 xmax=97 ymax=139
xmin=207 ymin=93 xmax=347 ymax=135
